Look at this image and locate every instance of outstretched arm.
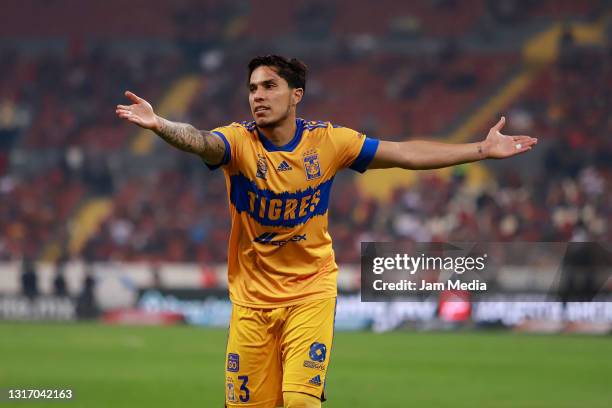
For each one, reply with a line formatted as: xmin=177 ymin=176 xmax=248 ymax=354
xmin=369 ymin=117 xmax=538 ymax=170
xmin=115 ymin=91 xmax=225 ymax=165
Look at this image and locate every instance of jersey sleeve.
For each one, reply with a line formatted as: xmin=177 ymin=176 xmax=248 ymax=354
xmin=329 ymin=125 xmax=380 ymax=173
xmin=204 ymin=123 xmax=244 ymax=171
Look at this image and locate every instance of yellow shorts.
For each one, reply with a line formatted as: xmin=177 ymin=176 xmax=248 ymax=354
xmin=225 ymin=297 xmax=337 ymax=407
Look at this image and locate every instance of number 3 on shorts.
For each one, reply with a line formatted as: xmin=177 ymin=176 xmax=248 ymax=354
xmin=238 ymin=375 xmax=250 ymax=402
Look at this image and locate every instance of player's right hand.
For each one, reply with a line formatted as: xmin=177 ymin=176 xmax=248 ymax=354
xmin=115 ymin=91 xmax=159 ymax=130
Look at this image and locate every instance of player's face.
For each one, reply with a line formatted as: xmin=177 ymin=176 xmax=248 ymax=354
xmin=249 ymin=66 xmax=303 ymax=128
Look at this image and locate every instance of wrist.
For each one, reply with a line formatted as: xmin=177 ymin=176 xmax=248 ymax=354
xmin=479 ymin=139 xmax=491 ymax=159
xmin=152 ymin=115 xmax=163 ymax=133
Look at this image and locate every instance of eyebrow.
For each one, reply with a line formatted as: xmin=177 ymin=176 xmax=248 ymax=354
xmin=249 ymin=79 xmax=277 ymax=88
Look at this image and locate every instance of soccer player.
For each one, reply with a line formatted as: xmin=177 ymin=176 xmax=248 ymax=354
xmin=116 ymin=55 xmax=537 ymax=408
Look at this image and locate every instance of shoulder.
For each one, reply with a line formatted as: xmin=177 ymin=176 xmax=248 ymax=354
xmin=300 ymin=119 xmax=345 ymax=140
xmin=214 ymin=120 xmax=256 ymax=133
xmin=300 ymin=119 xmax=364 ymax=143
xmin=305 ymin=120 xmax=359 ymax=135
xmin=236 ymin=120 xmax=257 ymax=133
xmin=327 ymin=122 xmax=365 ymax=142
xmin=300 ymin=119 xmax=354 ymax=132
xmin=302 ymin=119 xmax=331 ymax=132
xmin=212 ymin=121 xmax=257 ymax=140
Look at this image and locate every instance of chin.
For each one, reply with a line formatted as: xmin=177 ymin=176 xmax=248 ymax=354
xmin=254 ymin=117 xmax=277 ymax=128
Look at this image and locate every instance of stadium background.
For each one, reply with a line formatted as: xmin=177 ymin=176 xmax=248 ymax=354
xmin=1 ymin=0 xmax=611 ymax=406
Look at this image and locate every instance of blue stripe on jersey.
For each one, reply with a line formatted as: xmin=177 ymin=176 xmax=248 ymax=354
xmin=229 ymin=173 xmax=334 ymax=227
xmin=205 ymin=131 xmax=231 ymax=170
xmin=349 ymin=137 xmax=380 ymax=173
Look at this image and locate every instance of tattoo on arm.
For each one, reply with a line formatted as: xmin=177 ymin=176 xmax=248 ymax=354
xmin=155 ymin=117 xmax=207 ymax=153
xmin=154 ymin=117 xmax=226 ymax=164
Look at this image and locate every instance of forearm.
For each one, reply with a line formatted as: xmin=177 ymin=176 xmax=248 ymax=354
xmin=153 ymin=116 xmax=225 ymax=164
xmin=370 ymin=139 xmax=489 ymax=170
xmin=369 ymin=117 xmax=537 ymax=170
xmin=399 ymin=140 xmax=488 ymax=170
xmin=154 ymin=116 xmax=207 ymax=154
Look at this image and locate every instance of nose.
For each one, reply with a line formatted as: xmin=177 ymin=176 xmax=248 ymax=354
xmin=252 ymin=87 xmax=265 ymax=102
xmin=253 ymin=93 xmax=264 ymax=103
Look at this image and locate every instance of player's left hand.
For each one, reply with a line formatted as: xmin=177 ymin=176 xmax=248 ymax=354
xmin=483 ymin=116 xmax=538 ymax=159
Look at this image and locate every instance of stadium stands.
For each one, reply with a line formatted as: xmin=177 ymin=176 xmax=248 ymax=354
xmin=0 ymin=0 xmax=609 ymax=265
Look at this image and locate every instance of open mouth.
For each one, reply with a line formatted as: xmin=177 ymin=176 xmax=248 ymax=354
xmin=254 ymin=106 xmax=269 ymax=114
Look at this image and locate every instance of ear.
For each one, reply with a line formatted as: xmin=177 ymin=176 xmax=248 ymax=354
xmin=292 ymin=88 xmax=304 ymax=106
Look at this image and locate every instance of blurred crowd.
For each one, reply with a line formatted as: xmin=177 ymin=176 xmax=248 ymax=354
xmin=0 ymin=48 xmax=183 ymax=259
xmin=0 ymin=0 xmax=610 ymax=265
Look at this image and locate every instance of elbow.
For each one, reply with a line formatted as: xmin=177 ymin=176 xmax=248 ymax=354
xmin=400 ymin=149 xmax=438 ymax=170
xmin=393 ymin=144 xmax=419 ymax=170
xmin=399 ymin=154 xmax=423 ymax=170
xmin=396 ymin=142 xmax=428 ymax=170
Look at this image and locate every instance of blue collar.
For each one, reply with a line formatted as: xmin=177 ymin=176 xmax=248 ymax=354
xmin=257 ymin=118 xmax=304 ymax=152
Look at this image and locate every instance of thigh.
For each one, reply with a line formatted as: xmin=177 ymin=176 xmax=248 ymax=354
xmin=280 ymin=297 xmax=336 ymax=401
xmin=225 ymin=304 xmax=283 ymax=408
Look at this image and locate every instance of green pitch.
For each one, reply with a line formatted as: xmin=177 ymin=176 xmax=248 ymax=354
xmin=1 ymin=322 xmax=611 ymax=407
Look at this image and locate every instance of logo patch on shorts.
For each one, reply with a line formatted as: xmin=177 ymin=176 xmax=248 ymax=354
xmin=227 ymin=353 xmax=240 ymax=372
xmin=309 ymin=342 xmax=327 ymax=362
xmin=303 ymin=360 xmax=326 ymax=371
xmin=309 ymin=375 xmax=322 ymax=386
xmin=226 ymin=378 xmax=236 ymax=402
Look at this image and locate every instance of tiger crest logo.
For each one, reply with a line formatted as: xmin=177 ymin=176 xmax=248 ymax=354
xmin=303 ymin=149 xmax=321 ymax=180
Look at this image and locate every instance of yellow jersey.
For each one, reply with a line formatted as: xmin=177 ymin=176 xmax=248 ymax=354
xmin=207 ymin=118 xmax=379 ymax=308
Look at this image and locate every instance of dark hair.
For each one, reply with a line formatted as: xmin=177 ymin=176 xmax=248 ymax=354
xmin=248 ymin=55 xmax=307 ymax=92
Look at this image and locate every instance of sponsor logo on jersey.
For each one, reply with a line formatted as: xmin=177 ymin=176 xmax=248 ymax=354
xmin=227 ymin=353 xmax=240 ymax=372
xmin=309 ymin=375 xmax=322 ymax=386
xmin=309 ymin=342 xmax=327 ymax=362
xmin=254 ymin=232 xmax=306 ymax=246
xmin=277 ymin=160 xmax=292 ymax=172
xmin=303 ymin=149 xmax=321 ymax=180
xmin=256 ymin=154 xmax=268 ymax=180
xmin=303 ymin=360 xmax=326 ymax=371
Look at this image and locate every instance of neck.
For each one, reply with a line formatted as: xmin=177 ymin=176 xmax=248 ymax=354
xmin=258 ymin=115 xmax=297 ymax=147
